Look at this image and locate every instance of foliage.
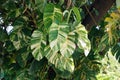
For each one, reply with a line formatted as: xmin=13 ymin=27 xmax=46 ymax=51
xmin=0 ymin=0 xmax=120 ymax=80
xmin=97 ymin=49 xmax=120 ymax=80
xmin=96 ymin=8 xmax=120 ymax=80
xmin=105 ymin=9 xmax=120 ymax=45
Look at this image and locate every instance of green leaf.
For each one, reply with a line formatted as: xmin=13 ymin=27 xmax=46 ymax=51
xmin=5 ymin=41 xmax=16 ymax=52
xmin=29 ymin=58 xmax=48 ymax=79
xmin=0 ymin=28 xmax=8 ymax=42
xmin=49 ymin=22 xmax=68 ymax=50
xmin=16 ymin=47 xmax=30 ymax=68
xmin=31 ymin=30 xmax=45 ymax=61
xmin=15 ymin=70 xmax=32 ymax=80
xmin=43 ymin=4 xmax=63 ymax=30
xmin=0 ymin=68 xmax=4 ymax=79
xmin=60 ymin=32 xmax=76 ymax=57
xmin=10 ymin=30 xmax=29 ymax=50
xmin=95 ymin=34 xmax=109 ymax=54
xmin=35 ymin=0 xmax=47 ymax=12
xmin=112 ymin=43 xmax=120 ymax=62
xmin=49 ymin=22 xmax=75 ymax=57
xmin=75 ymin=23 xmax=91 ymax=56
xmin=55 ymin=56 xmax=74 ymax=78
xmin=72 ymin=7 xmax=81 ymax=22
xmin=75 ymin=0 xmax=87 ymax=7
xmin=44 ymin=46 xmax=74 ymax=75
xmin=29 ymin=58 xmax=48 ymax=74
xmin=59 ymin=0 xmax=64 ymax=5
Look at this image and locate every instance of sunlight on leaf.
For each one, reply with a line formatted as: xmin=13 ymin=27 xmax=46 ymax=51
xmin=75 ymin=23 xmax=91 ymax=56
xmin=31 ymin=30 xmax=45 ymax=61
xmin=44 ymin=46 xmax=75 ymax=75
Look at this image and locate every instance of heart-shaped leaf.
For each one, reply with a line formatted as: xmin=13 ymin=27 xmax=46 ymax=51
xmin=49 ymin=23 xmax=75 ymax=57
xmin=44 ymin=46 xmax=74 ymax=74
xmin=75 ymin=23 xmax=91 ymax=56
xmin=31 ymin=30 xmax=45 ymax=61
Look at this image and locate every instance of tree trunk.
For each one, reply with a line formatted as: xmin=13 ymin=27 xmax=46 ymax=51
xmin=82 ymin=0 xmax=116 ymax=31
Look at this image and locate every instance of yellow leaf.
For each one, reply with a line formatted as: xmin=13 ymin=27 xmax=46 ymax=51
xmin=110 ymin=12 xmax=119 ymax=19
xmin=105 ymin=17 xmax=112 ymax=22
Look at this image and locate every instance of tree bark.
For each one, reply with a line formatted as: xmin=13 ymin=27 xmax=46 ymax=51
xmin=82 ymin=0 xmax=116 ymax=31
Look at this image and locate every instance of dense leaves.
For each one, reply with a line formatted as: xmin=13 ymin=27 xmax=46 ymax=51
xmin=31 ymin=4 xmax=91 ymax=76
xmin=0 ymin=0 xmax=120 ymax=80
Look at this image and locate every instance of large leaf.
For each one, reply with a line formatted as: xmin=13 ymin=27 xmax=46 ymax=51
xmin=49 ymin=22 xmax=76 ymax=57
xmin=44 ymin=46 xmax=74 ymax=77
xmin=60 ymin=32 xmax=76 ymax=57
xmin=75 ymin=23 xmax=91 ymax=56
xmin=43 ymin=3 xmax=63 ymax=30
xmin=31 ymin=30 xmax=45 ymax=61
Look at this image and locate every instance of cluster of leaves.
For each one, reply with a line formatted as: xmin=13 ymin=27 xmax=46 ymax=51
xmin=87 ymin=6 xmax=120 ymax=80
xmin=105 ymin=9 xmax=120 ymax=45
xmin=97 ymin=49 xmax=120 ymax=80
xmin=0 ymin=0 xmax=99 ymax=79
xmin=95 ymin=8 xmax=120 ymax=80
xmin=0 ymin=0 xmax=120 ymax=80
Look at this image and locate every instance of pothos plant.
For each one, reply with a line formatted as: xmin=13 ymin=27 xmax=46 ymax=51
xmin=0 ymin=0 xmax=120 ymax=80
xmin=30 ymin=2 xmax=91 ymax=79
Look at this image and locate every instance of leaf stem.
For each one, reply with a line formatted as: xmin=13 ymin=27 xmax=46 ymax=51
xmin=67 ymin=9 xmax=72 ymax=23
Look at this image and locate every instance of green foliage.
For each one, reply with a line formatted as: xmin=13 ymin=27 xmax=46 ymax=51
xmin=0 ymin=0 xmax=120 ymax=80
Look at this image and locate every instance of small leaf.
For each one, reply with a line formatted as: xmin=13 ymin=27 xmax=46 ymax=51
xmin=72 ymin=7 xmax=81 ymax=22
xmin=31 ymin=30 xmax=45 ymax=61
xmin=15 ymin=9 xmax=21 ymax=17
xmin=0 ymin=68 xmax=4 ymax=79
xmin=75 ymin=0 xmax=87 ymax=7
xmin=0 ymin=28 xmax=8 ymax=42
xmin=105 ymin=17 xmax=112 ymax=23
xmin=10 ymin=30 xmax=28 ymax=50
